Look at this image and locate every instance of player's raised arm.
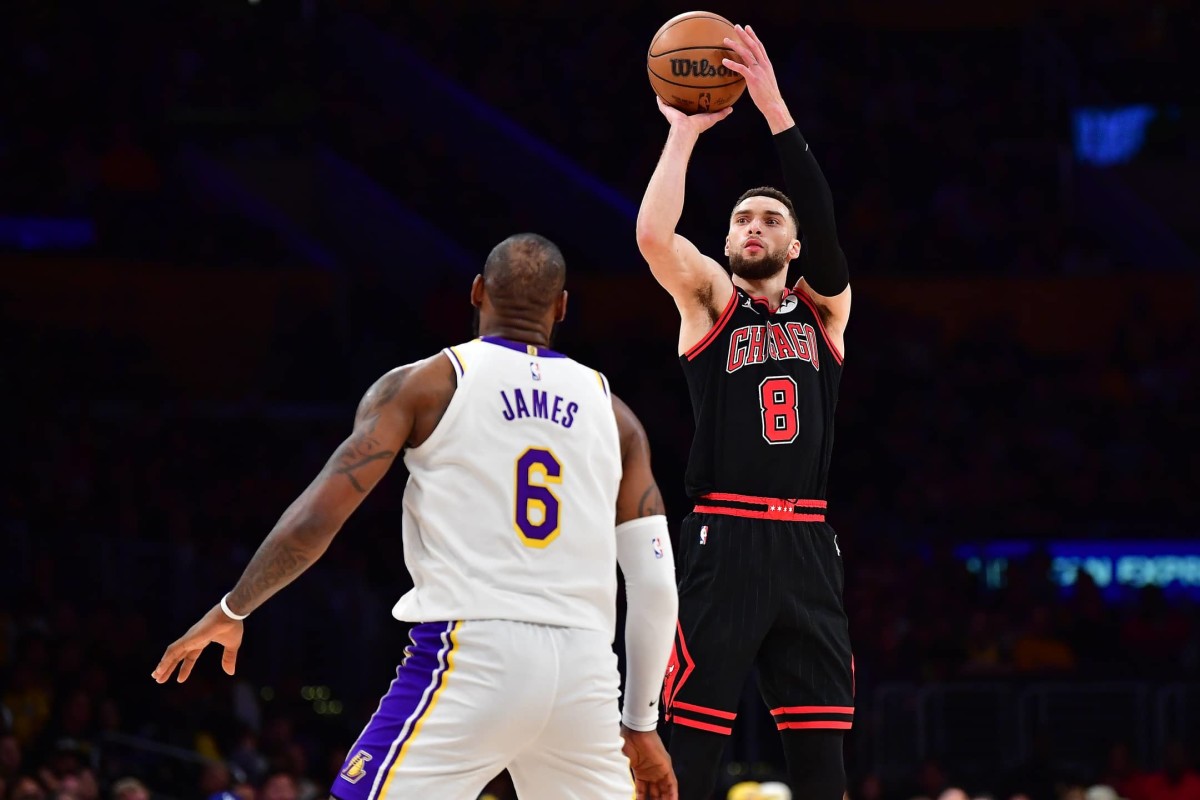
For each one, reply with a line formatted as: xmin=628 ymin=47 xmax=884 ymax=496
xmin=636 ymin=100 xmax=735 ymax=332
xmin=151 ymin=354 xmax=455 ymax=684
xmin=611 ymin=394 xmax=679 ymax=800
xmin=722 ymin=24 xmax=851 ymax=340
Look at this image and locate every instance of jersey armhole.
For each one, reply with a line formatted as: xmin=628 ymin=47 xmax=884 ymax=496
xmin=444 ymin=346 xmax=468 ymax=380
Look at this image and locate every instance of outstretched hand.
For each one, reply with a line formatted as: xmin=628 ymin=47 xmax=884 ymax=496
xmin=721 ymin=24 xmax=793 ymax=132
xmin=151 ymin=604 xmax=244 ymax=684
xmin=621 ymin=725 xmax=678 ymax=800
xmin=655 ymin=96 xmax=733 ymax=135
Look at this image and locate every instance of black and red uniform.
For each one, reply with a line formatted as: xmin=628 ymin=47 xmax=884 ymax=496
xmin=662 ymin=281 xmax=854 ymax=738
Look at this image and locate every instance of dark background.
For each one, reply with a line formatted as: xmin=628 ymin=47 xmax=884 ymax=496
xmin=1 ymin=1 xmax=1198 ymax=799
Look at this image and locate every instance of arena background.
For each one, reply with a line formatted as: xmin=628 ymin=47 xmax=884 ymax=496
xmin=1 ymin=1 xmax=1197 ymax=799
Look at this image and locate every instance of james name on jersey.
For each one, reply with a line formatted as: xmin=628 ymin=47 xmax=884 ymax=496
xmin=500 ymin=385 xmax=580 ymax=429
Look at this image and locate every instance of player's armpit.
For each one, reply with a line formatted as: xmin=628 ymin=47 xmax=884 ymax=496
xmin=793 ymin=279 xmax=851 ymax=357
xmin=611 ymin=394 xmax=665 ymax=525
xmin=639 ymin=234 xmax=733 ymax=317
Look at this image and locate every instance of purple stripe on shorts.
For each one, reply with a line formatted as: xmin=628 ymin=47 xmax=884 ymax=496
xmin=330 ymin=621 xmax=456 ymax=800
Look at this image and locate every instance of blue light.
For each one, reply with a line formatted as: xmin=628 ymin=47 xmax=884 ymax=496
xmin=1073 ymin=105 xmax=1157 ymax=166
xmin=0 ymin=216 xmax=96 ymax=250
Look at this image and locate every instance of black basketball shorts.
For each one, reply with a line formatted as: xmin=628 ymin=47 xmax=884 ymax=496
xmin=663 ymin=493 xmax=854 ymax=736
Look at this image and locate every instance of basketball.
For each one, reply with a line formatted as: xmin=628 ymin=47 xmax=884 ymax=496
xmin=647 ymin=11 xmax=747 ymax=114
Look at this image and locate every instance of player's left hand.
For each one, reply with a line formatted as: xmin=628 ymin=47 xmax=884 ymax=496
xmin=151 ymin=604 xmax=243 ymax=684
xmin=621 ymin=725 xmax=678 ymax=800
xmin=720 ymin=24 xmax=785 ymax=114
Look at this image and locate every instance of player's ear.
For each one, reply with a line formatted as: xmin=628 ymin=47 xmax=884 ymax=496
xmin=555 ymin=290 xmax=568 ymax=323
xmin=724 ymin=235 xmax=730 ymax=258
xmin=470 ymin=274 xmax=484 ymax=308
xmin=788 ymin=238 xmax=802 ymax=261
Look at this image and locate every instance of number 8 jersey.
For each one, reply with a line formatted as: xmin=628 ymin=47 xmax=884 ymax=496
xmin=393 ymin=335 xmax=622 ymax=635
xmin=680 ymin=285 xmax=844 ymax=501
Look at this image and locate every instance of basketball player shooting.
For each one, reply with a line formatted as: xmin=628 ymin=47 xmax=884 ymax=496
xmin=151 ymin=234 xmax=680 ymax=800
xmin=635 ymin=24 xmax=853 ymax=800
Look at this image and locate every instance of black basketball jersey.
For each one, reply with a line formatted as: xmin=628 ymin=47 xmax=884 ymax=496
xmin=679 ymin=284 xmax=843 ymax=500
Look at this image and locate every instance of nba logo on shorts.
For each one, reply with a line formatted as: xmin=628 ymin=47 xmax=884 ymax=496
xmin=341 ymin=750 xmax=373 ymax=784
xmin=652 ymin=537 xmax=664 ymax=559
xmin=530 ymin=361 xmax=542 ymax=381
xmin=699 ymin=525 xmax=708 ymax=545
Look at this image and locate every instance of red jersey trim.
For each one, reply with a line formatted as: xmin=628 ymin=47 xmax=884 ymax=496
xmin=704 ymin=493 xmax=826 ymax=509
xmin=770 ymin=705 xmax=854 ymax=716
xmin=693 ymin=505 xmax=826 ymax=522
xmin=793 ymin=288 xmax=844 ymax=365
xmin=693 ymin=493 xmax=827 ymax=522
xmin=672 ymin=701 xmax=737 ymax=720
xmin=777 ymin=720 xmax=853 ymax=731
xmin=683 ymin=287 xmax=739 ymax=362
xmin=672 ymin=716 xmax=734 ymax=736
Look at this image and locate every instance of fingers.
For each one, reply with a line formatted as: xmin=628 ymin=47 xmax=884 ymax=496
xmin=722 ymin=35 xmax=755 ymax=69
xmin=742 ymin=24 xmax=770 ymax=64
xmin=221 ymin=645 xmax=239 ymax=676
xmin=151 ymin=656 xmax=178 ymax=684
xmin=152 ymin=642 xmax=186 ymax=683
xmin=720 ymin=57 xmax=748 ymax=76
xmin=175 ymin=649 xmax=203 ymax=683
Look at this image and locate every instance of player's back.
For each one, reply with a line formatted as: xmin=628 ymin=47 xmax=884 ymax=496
xmin=393 ymin=335 xmax=622 ymax=634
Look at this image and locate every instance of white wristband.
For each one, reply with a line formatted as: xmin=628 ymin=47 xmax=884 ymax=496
xmin=220 ymin=593 xmax=249 ymax=621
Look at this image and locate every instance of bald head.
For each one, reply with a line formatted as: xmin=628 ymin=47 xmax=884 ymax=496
xmin=482 ymin=233 xmax=566 ymax=312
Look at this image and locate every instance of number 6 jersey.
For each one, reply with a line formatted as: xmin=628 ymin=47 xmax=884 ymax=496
xmin=680 ymin=284 xmax=844 ymax=501
xmin=393 ymin=335 xmax=622 ymax=634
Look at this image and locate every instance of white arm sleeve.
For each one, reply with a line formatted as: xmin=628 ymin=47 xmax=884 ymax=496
xmin=615 ymin=514 xmax=678 ymax=731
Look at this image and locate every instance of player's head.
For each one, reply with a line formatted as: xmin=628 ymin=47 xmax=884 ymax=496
xmin=725 ymin=187 xmax=802 ymax=281
xmin=472 ymin=233 xmax=568 ymax=341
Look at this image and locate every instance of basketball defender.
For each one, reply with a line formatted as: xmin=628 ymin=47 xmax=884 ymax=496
xmin=152 ymin=234 xmax=679 ymax=800
xmin=636 ymin=25 xmax=853 ymax=800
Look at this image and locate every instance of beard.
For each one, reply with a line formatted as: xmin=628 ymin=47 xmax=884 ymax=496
xmin=728 ymin=245 xmax=789 ymax=281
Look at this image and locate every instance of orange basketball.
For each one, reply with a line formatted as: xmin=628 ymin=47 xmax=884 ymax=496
xmin=647 ymin=11 xmax=746 ymax=114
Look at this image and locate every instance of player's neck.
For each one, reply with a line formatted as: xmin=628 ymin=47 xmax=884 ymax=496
xmin=477 ymin=320 xmax=553 ymax=348
xmin=732 ymin=274 xmax=790 ymax=310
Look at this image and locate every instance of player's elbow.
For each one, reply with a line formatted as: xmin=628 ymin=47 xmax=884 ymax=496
xmin=635 ymin=218 xmax=673 ymax=258
xmin=629 ymin=567 xmax=678 ymax=623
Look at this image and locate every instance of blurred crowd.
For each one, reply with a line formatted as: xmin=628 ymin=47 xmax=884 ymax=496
xmin=4 ymin=1 xmax=1194 ymax=274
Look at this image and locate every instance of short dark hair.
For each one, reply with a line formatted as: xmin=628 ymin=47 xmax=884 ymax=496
xmin=731 ymin=186 xmax=802 ymax=239
xmin=482 ymin=233 xmax=566 ymax=309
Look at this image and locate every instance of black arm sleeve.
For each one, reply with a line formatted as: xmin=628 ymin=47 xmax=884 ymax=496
xmin=775 ymin=125 xmax=850 ymax=297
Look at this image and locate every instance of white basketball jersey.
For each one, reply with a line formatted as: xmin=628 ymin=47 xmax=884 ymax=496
xmin=392 ymin=336 xmax=622 ymax=635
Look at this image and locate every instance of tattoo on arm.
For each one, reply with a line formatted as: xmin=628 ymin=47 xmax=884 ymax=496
xmin=332 ymin=413 xmax=397 ymax=493
xmin=637 ymin=483 xmax=665 ymax=517
xmin=332 ymin=371 xmax=406 ymax=492
xmin=227 ymin=520 xmax=326 ymax=613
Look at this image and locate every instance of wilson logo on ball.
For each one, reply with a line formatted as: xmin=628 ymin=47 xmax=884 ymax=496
xmin=669 ymin=58 xmax=737 ymax=79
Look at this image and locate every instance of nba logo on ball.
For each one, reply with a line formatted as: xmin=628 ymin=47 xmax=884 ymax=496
xmin=699 ymin=526 xmax=708 ymax=545
xmin=653 ymin=537 xmax=664 ymax=559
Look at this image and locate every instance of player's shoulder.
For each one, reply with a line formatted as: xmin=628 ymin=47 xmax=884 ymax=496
xmin=364 ymin=352 xmax=456 ymax=409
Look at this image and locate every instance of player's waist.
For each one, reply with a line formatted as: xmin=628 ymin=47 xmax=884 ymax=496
xmin=692 ymin=492 xmax=826 ymax=522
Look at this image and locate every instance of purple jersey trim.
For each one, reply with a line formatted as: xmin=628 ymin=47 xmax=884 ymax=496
xmin=480 ymin=335 xmax=567 ymax=359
